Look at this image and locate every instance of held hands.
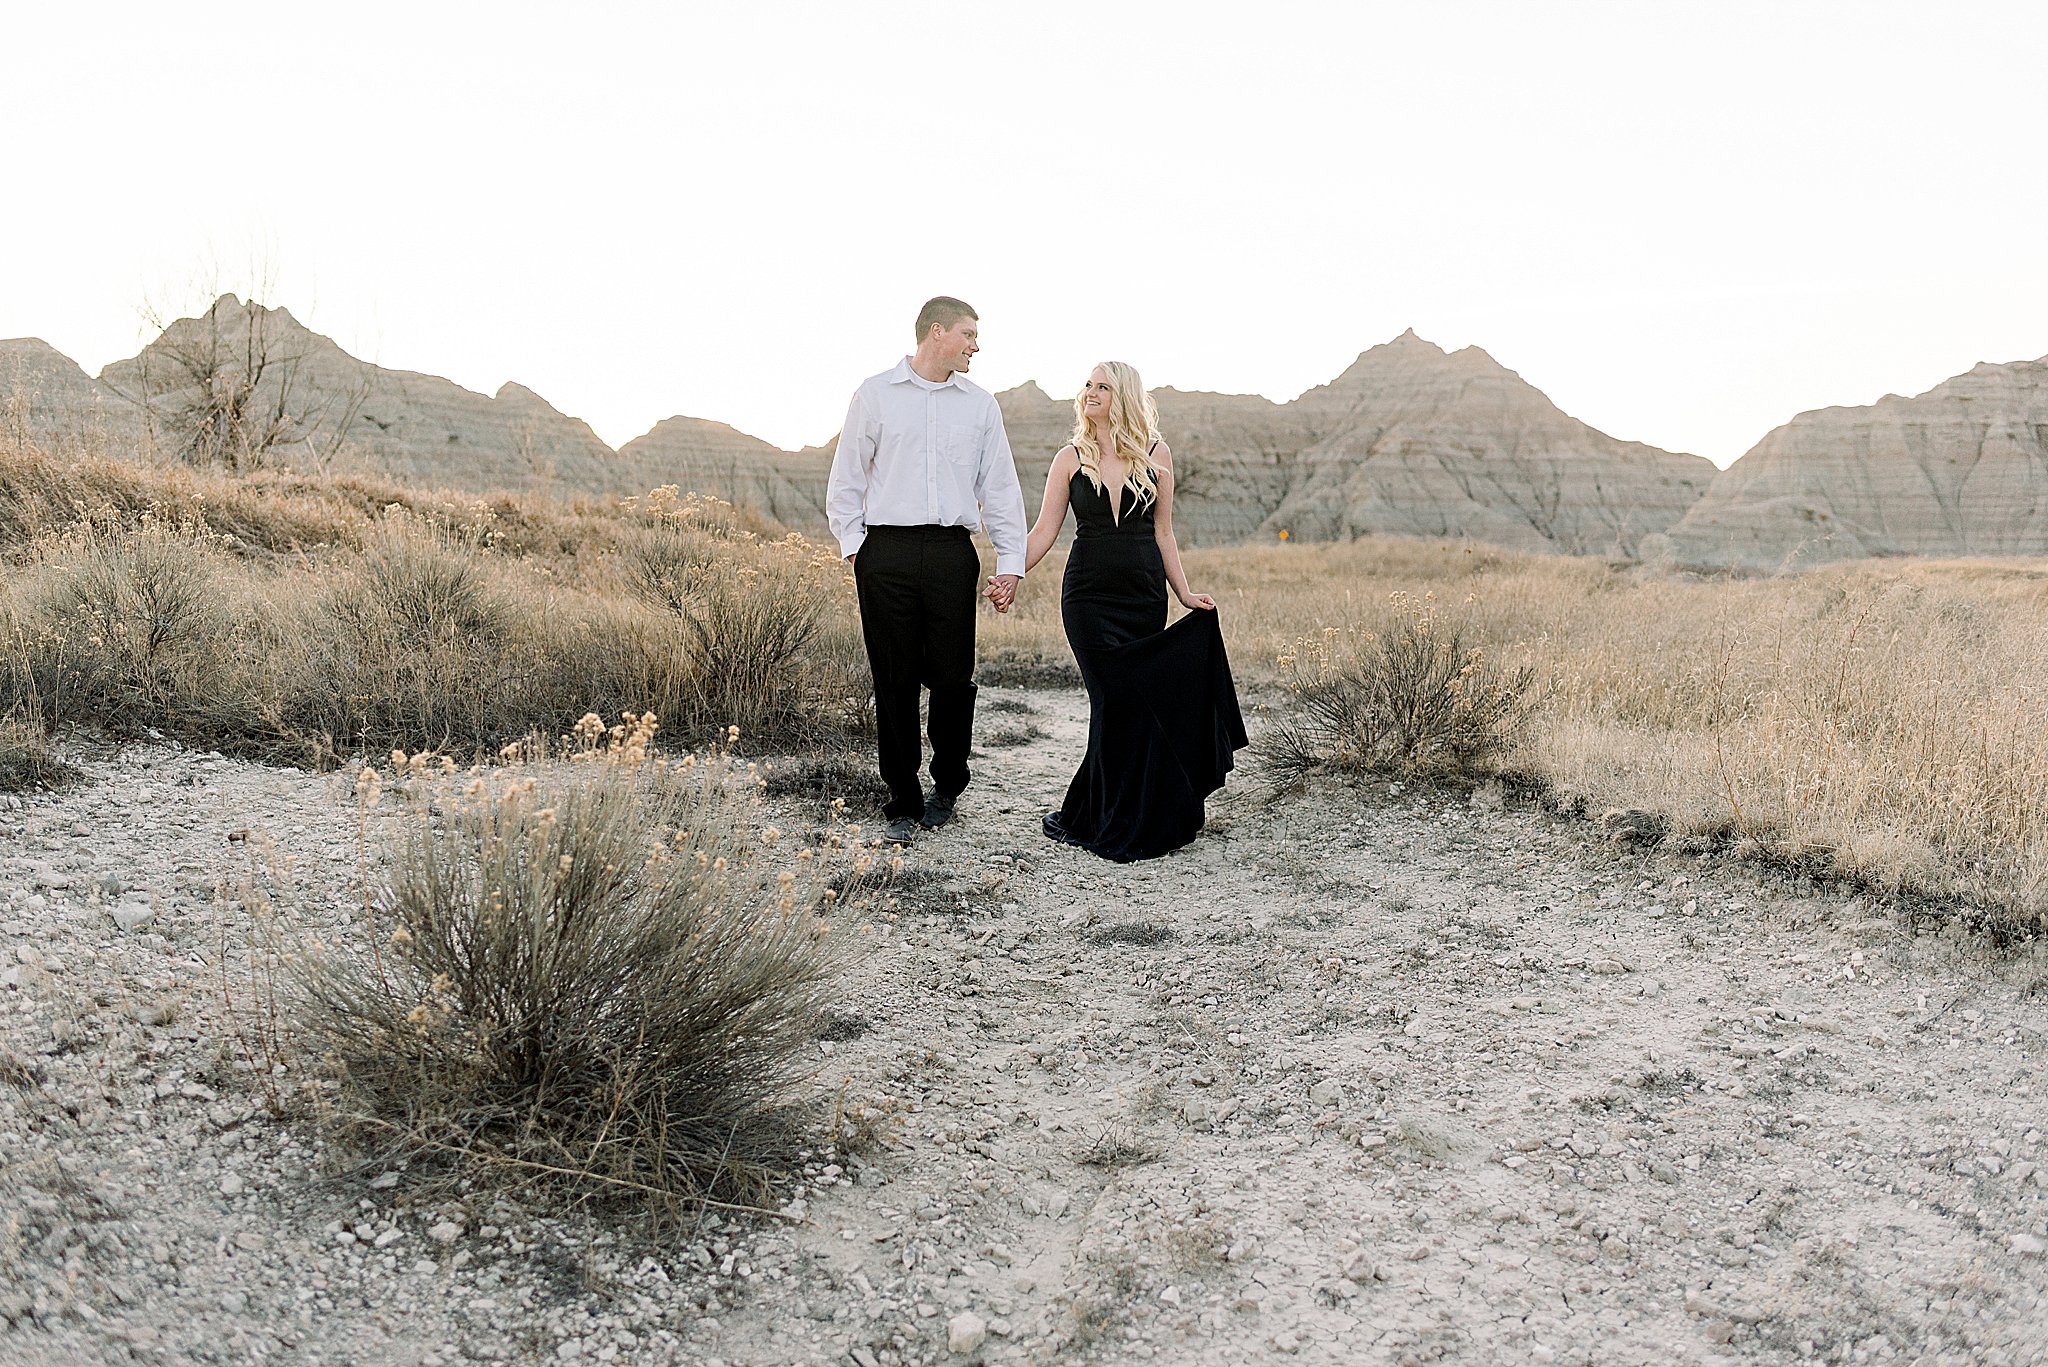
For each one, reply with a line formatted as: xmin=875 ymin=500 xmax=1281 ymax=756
xmin=984 ymin=574 xmax=1020 ymax=613
xmin=1179 ymin=590 xmax=1218 ymax=611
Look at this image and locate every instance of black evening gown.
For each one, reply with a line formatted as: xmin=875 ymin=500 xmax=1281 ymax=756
xmin=1047 ymin=467 xmax=1248 ymax=862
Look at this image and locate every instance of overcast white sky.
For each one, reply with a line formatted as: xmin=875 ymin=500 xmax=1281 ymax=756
xmin=5 ymin=1 xmax=2044 ymax=465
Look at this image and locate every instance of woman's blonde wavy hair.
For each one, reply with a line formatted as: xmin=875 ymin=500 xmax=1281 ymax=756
xmin=1069 ymin=361 xmax=1161 ymax=512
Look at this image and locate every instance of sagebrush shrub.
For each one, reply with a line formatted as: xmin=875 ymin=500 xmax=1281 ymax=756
xmin=29 ymin=516 xmax=234 ymax=725
xmin=1264 ymin=593 xmax=1536 ymax=784
xmin=293 ymin=719 xmax=889 ymax=1214
xmin=295 ymin=513 xmax=520 ymax=751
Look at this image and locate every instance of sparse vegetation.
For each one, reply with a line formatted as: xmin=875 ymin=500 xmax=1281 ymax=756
xmin=1089 ymin=921 xmax=1176 ymax=947
xmin=0 ymin=712 xmax=74 ymax=792
xmin=759 ymin=752 xmax=891 ymax=815
xmin=291 ymin=720 xmax=885 ymax=1216
xmin=8 ymin=433 xmax=2046 ymax=931
xmin=1262 ymin=592 xmax=1537 ymax=785
xmin=984 ymin=537 xmax=2048 ymax=931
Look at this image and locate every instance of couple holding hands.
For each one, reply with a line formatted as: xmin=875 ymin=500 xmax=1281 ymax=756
xmin=826 ymin=296 xmax=1246 ymax=862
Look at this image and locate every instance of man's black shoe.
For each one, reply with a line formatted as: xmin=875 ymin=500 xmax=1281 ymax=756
xmin=920 ymin=792 xmax=958 ymax=829
xmin=884 ymin=816 xmax=920 ymax=844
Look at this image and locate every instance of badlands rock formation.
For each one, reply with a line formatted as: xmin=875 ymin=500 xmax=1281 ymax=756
xmin=0 ymin=336 xmax=148 ymax=455
xmin=1665 ymin=355 xmax=2048 ymax=568
xmin=1271 ymin=331 xmax=1714 ymax=555
xmin=3 ymin=306 xmax=1713 ymax=554
xmin=86 ymin=300 xmax=2048 ymax=565
xmin=618 ymin=417 xmax=830 ymax=527
xmin=982 ymin=333 xmax=1712 ymax=553
xmin=95 ymin=296 xmax=652 ymax=494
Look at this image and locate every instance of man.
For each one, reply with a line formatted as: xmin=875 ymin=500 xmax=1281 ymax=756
xmin=827 ymin=297 xmax=1028 ymax=844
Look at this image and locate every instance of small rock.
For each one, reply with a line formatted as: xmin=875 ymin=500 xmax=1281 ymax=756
xmin=374 ymin=1228 xmax=403 ymax=1249
xmin=429 ymin=1221 xmax=463 ymax=1244
xmin=2011 ymin=1234 xmax=2046 ymax=1257
xmin=219 ymin=1174 xmax=245 ymax=1198
xmin=110 ymin=901 xmax=155 ymax=933
xmin=947 ymin=1311 xmax=987 ymax=1354
xmin=369 ymin=1171 xmax=401 ymax=1190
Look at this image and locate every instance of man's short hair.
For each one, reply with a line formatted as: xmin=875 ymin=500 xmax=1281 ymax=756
xmin=915 ymin=296 xmax=977 ymax=344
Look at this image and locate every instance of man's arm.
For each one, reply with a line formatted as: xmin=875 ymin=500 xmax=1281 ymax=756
xmin=976 ymin=400 xmax=1028 ymax=579
xmin=825 ymin=387 xmax=874 ymax=560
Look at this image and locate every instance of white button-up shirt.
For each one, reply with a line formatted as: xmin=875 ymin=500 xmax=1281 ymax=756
xmin=826 ymin=358 xmax=1029 ymax=577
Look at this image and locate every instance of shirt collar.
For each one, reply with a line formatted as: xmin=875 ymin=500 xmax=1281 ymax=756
xmin=890 ymin=356 xmax=962 ymax=390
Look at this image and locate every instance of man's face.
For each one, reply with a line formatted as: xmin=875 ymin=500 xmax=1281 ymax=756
xmin=929 ymin=317 xmax=979 ymax=372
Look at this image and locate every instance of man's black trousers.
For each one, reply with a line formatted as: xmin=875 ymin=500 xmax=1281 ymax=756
xmin=853 ymin=525 xmax=980 ymax=822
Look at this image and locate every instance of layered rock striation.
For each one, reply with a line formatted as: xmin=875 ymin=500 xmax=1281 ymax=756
xmin=1666 ymin=356 xmax=2048 ymax=568
xmin=1270 ymin=332 xmax=1714 ymax=556
xmin=72 ymin=301 xmax=2048 ymax=565
xmin=0 ymin=337 xmax=149 ymax=455
xmin=95 ymin=296 xmax=647 ymax=493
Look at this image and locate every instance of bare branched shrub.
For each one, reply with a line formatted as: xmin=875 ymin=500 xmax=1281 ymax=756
xmin=1264 ymin=592 xmax=1536 ymax=786
xmin=293 ymin=718 xmax=888 ymax=1216
xmin=110 ymin=294 xmax=367 ymax=471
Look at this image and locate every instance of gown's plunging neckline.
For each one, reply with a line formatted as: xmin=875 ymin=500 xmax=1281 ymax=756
xmin=1079 ymin=440 xmax=1153 ymax=528
xmin=1100 ymin=463 xmax=1129 ymax=527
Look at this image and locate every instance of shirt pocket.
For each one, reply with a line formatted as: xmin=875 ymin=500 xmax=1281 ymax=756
xmin=940 ymin=422 xmax=982 ymax=472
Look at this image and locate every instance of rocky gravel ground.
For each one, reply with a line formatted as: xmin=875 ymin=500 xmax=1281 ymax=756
xmin=2 ymin=688 xmax=2045 ymax=1367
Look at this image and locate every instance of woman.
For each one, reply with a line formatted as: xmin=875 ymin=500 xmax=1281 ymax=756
xmin=1007 ymin=361 xmax=1248 ymax=862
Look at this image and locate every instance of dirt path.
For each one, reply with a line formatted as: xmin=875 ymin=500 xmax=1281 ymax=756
xmin=2 ymin=690 xmax=2045 ymax=1366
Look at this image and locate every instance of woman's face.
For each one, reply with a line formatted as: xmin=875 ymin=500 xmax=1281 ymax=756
xmin=1081 ymin=367 xmax=1114 ymax=422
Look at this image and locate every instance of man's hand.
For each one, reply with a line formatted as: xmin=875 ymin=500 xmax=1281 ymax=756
xmin=845 ymin=552 xmax=856 ymax=567
xmin=984 ymin=573 xmax=1020 ymax=613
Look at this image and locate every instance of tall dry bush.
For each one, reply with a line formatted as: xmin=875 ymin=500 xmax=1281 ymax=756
xmin=24 ymin=516 xmax=240 ymax=732
xmin=1264 ymin=592 xmax=1536 ymax=786
xmin=287 ymin=511 xmax=522 ymax=753
xmin=623 ymin=487 xmax=868 ymax=746
xmin=293 ymin=718 xmax=887 ymax=1213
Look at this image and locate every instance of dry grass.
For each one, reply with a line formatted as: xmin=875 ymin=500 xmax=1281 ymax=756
xmin=0 ymin=712 xmax=76 ymax=793
xmin=981 ymin=538 xmax=2048 ymax=931
xmin=8 ymin=436 xmax=2043 ymax=932
xmin=0 ymin=443 xmax=869 ymax=763
xmin=291 ymin=721 xmax=890 ymax=1217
